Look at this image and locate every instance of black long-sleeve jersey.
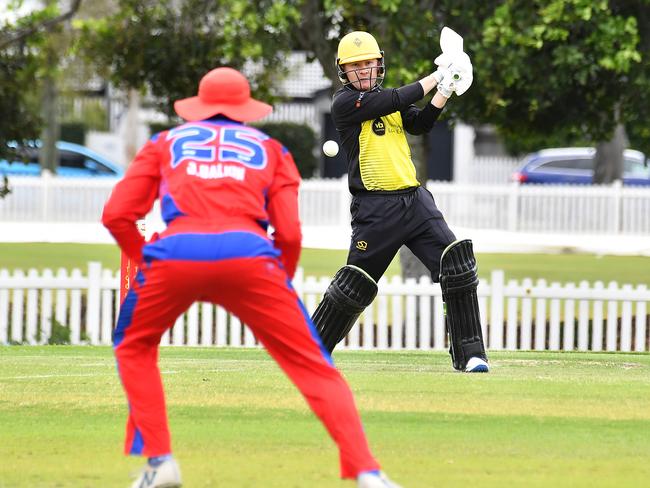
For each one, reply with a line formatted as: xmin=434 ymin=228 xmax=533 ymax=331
xmin=331 ymin=81 xmax=443 ymax=194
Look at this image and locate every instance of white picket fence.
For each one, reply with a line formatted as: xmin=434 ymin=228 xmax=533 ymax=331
xmin=1 ymin=262 xmax=648 ymax=352
xmin=468 ymin=155 xmax=521 ymax=184
xmin=2 ymin=175 xmax=650 ymax=234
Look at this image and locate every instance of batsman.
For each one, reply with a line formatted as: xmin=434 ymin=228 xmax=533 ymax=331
xmin=312 ymin=27 xmax=489 ymax=373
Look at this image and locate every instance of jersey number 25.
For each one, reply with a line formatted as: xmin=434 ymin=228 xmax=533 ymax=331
xmin=168 ymin=125 xmax=267 ymax=169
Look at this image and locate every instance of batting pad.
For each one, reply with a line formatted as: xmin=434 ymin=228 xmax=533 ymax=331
xmin=312 ymin=265 xmax=378 ymax=353
xmin=440 ymin=239 xmax=488 ymax=371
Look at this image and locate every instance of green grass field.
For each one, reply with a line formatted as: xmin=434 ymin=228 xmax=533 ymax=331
xmin=1 ymin=243 xmax=648 ymax=284
xmin=1 ymin=347 xmax=649 ymax=487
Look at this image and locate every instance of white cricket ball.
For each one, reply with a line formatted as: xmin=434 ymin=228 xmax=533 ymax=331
xmin=322 ymin=140 xmax=339 ymax=157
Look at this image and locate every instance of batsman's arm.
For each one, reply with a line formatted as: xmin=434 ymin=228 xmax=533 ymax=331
xmin=401 ymin=102 xmax=443 ymax=135
xmin=333 ymin=82 xmax=425 ymax=126
xmin=418 ymin=68 xmax=450 ymax=108
xmin=102 ymin=140 xmax=161 ymax=263
xmin=266 ymin=141 xmax=302 ymax=279
xmin=431 ymin=90 xmax=450 ymax=108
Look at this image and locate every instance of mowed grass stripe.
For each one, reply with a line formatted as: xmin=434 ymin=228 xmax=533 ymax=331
xmin=0 ymin=242 xmax=649 ymax=284
xmin=1 ymin=347 xmax=649 ymax=487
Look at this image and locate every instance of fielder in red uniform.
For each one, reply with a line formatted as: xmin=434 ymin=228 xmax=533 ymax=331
xmin=103 ymin=67 xmax=401 ymax=488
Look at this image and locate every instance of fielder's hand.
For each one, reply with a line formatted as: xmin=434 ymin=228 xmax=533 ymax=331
xmin=434 ymin=51 xmax=473 ymax=96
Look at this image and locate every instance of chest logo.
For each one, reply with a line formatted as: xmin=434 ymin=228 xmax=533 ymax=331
xmin=372 ymin=118 xmax=386 ymax=136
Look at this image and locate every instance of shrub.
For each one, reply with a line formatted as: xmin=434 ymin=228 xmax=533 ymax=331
xmin=149 ymin=122 xmax=174 ymax=135
xmin=46 ymin=319 xmax=71 ymax=345
xmin=60 ymin=121 xmax=86 ymax=145
xmin=255 ymin=122 xmax=318 ymax=178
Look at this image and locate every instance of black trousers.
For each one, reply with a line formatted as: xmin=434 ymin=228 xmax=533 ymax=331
xmin=346 ymin=186 xmax=456 ymax=282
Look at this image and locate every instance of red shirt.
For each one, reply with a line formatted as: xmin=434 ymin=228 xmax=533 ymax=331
xmin=102 ymin=119 xmax=302 ymax=278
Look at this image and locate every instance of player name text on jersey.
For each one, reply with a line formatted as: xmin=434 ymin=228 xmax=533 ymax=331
xmin=186 ymin=161 xmax=246 ymax=180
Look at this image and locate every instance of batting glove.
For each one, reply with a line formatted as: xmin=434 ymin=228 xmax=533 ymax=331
xmin=433 ymin=66 xmax=448 ymax=84
xmin=434 ymin=51 xmax=473 ymax=96
xmin=437 ymin=73 xmax=455 ymax=98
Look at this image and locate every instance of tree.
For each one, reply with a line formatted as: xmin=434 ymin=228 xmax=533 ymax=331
xmin=0 ymin=41 xmax=41 ymax=166
xmin=75 ymin=0 xmax=300 ymax=119
xmin=0 ymin=0 xmax=82 ymax=49
xmin=75 ymin=0 xmax=303 ymax=162
xmin=0 ymin=0 xmax=85 ymax=197
xmin=444 ymin=0 xmax=649 ymax=183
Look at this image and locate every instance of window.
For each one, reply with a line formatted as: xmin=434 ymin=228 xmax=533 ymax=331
xmin=59 ymin=150 xmax=86 ymax=169
xmin=13 ymin=147 xmax=39 ymax=164
xmin=624 ymin=158 xmax=650 ymax=178
xmin=84 ymin=158 xmax=116 ymax=174
xmin=536 ymin=158 xmax=593 ymax=171
xmin=58 ymin=151 xmax=117 ymax=174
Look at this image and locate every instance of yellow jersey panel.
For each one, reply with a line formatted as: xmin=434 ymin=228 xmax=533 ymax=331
xmin=358 ymin=112 xmax=419 ymax=191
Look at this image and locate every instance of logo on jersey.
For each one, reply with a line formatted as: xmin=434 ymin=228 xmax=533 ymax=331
xmin=355 ymin=240 xmax=368 ymax=251
xmin=372 ymin=118 xmax=385 ymax=136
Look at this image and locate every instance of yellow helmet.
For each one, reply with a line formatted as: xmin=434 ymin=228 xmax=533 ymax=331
xmin=336 ymin=31 xmax=385 ymax=88
xmin=337 ymin=31 xmax=382 ymax=64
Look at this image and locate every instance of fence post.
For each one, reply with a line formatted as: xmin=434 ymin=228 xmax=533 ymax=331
xmin=26 ymin=269 xmax=39 ymax=344
xmin=11 ymin=270 xmax=25 ymax=343
xmin=534 ymin=279 xmax=548 ymax=350
xmin=606 ymin=281 xmax=619 ymax=351
xmin=86 ymin=261 xmax=102 ymax=345
xmin=41 ymin=171 xmax=52 ymax=221
xmin=507 ymin=182 xmax=519 ymax=232
xmin=620 ymin=284 xmax=633 ymax=352
xmin=0 ymin=269 xmax=9 ymax=344
xmin=489 ymin=270 xmax=505 ymax=349
xmin=611 ymin=179 xmax=622 ymax=233
xmin=293 ymin=267 xmax=304 ymax=299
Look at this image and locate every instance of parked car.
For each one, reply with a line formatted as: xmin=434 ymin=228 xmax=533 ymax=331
xmin=512 ymin=147 xmax=650 ymax=186
xmin=0 ymin=141 xmax=124 ymax=178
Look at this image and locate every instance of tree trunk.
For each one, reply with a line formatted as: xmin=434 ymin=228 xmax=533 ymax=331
xmin=124 ymin=88 xmax=141 ymax=164
xmin=295 ymin=0 xmax=339 ymax=91
xmin=399 ymin=246 xmax=430 ymax=280
xmin=39 ymin=44 xmax=59 ymax=175
xmin=593 ymin=108 xmax=627 ymax=184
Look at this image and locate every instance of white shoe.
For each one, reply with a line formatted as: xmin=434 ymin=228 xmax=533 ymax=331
xmin=357 ymin=470 xmax=403 ymax=488
xmin=130 ymin=458 xmax=182 ymax=488
xmin=465 ymin=356 xmax=489 ymax=373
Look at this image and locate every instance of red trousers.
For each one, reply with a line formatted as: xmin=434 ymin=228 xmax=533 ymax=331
xmin=113 ymin=255 xmax=379 ymax=479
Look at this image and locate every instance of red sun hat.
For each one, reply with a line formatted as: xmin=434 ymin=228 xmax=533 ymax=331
xmin=174 ymin=67 xmax=272 ymax=122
